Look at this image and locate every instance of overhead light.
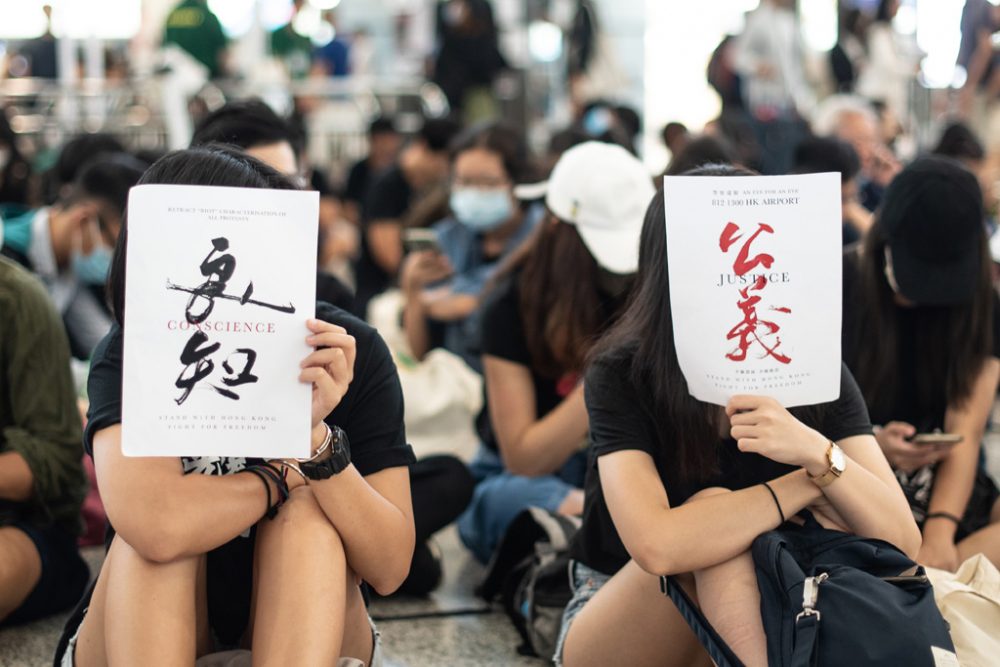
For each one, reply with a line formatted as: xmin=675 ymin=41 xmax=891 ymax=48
xmin=528 ymin=21 xmax=563 ymax=63
xmin=308 ymin=0 xmax=341 ymax=10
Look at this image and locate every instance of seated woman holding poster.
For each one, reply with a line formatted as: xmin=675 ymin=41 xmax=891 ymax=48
xmin=554 ymin=166 xmax=920 ymax=667
xmin=457 ymin=142 xmax=653 ymax=563
xmin=842 ymin=157 xmax=1000 ymax=571
xmin=58 ymin=146 xmax=415 ymax=667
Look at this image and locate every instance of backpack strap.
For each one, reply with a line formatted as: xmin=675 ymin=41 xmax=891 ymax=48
xmin=791 ymin=612 xmax=820 ymax=667
xmin=661 ymin=576 xmax=745 ymax=667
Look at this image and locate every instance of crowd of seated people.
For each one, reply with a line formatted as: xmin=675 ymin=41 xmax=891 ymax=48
xmin=1 ymin=85 xmax=1000 ymax=667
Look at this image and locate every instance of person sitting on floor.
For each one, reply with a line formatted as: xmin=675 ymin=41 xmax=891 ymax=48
xmin=400 ymin=121 xmax=540 ymax=372
xmin=192 ymin=100 xmax=473 ymax=596
xmin=57 ymin=146 xmax=416 ymax=666
xmin=1 ymin=153 xmax=147 ymax=359
xmin=354 ymin=117 xmax=462 ymax=319
xmin=457 ymin=142 xmax=653 ymax=563
xmin=554 ymin=164 xmax=919 ymax=667
xmin=843 ymin=156 xmax=1000 ymax=571
xmin=0 ymin=256 xmax=89 ymax=627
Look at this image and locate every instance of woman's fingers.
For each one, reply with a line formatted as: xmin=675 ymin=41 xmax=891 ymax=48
xmin=300 ymin=366 xmax=339 ymax=406
xmin=305 ymin=331 xmax=355 ymax=351
xmin=306 ymin=318 xmax=346 ymax=336
xmin=730 ymin=425 xmax=758 ymax=440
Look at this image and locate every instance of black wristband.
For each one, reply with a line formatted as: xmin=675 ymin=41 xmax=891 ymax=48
xmin=257 ymin=462 xmax=291 ymax=503
xmin=925 ymin=512 xmax=962 ymax=527
xmin=244 ymin=464 xmax=290 ymax=519
xmin=762 ymin=482 xmax=785 ymax=524
xmin=243 ymin=467 xmax=277 ymax=519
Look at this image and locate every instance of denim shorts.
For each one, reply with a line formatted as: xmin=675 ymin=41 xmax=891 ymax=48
xmin=552 ymin=560 xmax=611 ymax=666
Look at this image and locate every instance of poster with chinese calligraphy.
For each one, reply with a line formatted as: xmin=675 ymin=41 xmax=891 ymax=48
xmin=121 ymin=184 xmax=319 ymax=458
xmin=663 ymin=173 xmax=841 ymax=407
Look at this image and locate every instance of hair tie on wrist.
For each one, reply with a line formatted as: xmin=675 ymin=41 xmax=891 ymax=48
xmin=925 ymin=511 xmax=962 ymax=527
xmin=243 ymin=467 xmax=277 ymax=519
xmin=762 ymin=481 xmax=785 ymax=524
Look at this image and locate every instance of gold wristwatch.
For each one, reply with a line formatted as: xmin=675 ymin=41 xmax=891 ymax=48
xmin=808 ymin=441 xmax=846 ymax=487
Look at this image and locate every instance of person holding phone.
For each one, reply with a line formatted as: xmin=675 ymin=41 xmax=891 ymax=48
xmin=399 ymin=122 xmax=540 ymax=372
xmin=843 ymin=157 xmax=1000 ymax=572
xmin=554 ymin=165 xmax=919 ymax=667
xmin=457 ymin=142 xmax=653 ymax=563
xmin=58 ymin=146 xmax=416 ymax=666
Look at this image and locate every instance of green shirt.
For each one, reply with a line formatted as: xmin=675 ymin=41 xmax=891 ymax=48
xmin=0 ymin=257 xmax=86 ymax=533
xmin=163 ymin=0 xmax=229 ymax=78
xmin=270 ymin=24 xmax=313 ymax=79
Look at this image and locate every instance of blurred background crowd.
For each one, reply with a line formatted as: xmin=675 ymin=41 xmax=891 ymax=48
xmin=3 ymin=0 xmax=1000 ymax=662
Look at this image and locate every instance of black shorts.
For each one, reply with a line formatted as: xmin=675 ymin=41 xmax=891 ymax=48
xmin=2 ymin=522 xmax=90 ymax=626
xmin=956 ymin=468 xmax=1000 ymax=540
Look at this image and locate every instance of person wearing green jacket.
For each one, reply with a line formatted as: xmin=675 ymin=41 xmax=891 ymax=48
xmin=0 ymin=256 xmax=89 ymax=625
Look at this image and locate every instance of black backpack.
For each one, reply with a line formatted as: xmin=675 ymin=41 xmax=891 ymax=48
xmin=664 ymin=513 xmax=956 ymax=667
xmin=477 ymin=508 xmax=581 ymax=659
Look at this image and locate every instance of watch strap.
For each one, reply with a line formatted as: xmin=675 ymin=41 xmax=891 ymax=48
xmin=808 ymin=441 xmax=844 ymax=488
xmin=300 ymin=426 xmax=351 ymax=480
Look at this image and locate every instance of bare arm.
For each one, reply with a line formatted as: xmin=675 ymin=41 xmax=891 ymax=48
xmin=728 ymin=395 xmax=921 ymax=558
xmin=93 ymin=425 xmax=272 ymax=564
xmin=297 ymin=318 xmax=415 ymax=594
xmin=367 ymin=220 xmax=403 ymax=275
xmin=400 ymin=251 xmax=454 ymax=361
xmin=309 ymin=466 xmax=414 ymax=595
xmin=600 ymin=450 xmax=822 ymax=575
xmin=922 ymin=358 xmax=1000 ymax=566
xmin=809 ymin=433 xmax=921 ymax=557
xmin=0 ymin=452 xmax=32 ymax=502
xmin=603 ymin=400 xmax=920 ymax=577
xmin=483 ymin=355 xmax=588 ymax=477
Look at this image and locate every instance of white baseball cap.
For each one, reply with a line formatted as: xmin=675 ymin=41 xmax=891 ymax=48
xmin=514 ymin=141 xmax=655 ymax=274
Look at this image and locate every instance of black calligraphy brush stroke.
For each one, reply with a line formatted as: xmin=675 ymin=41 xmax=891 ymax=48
xmin=165 ymin=280 xmax=296 ymax=314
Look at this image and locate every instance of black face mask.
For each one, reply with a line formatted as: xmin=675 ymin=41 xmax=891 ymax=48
xmin=597 ymin=269 xmax=634 ymax=299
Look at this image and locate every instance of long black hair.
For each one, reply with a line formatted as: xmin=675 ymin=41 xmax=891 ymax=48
xmin=108 ymin=145 xmax=300 ymax=326
xmin=589 ymin=164 xmax=821 ymax=482
xmin=852 ymin=199 xmax=993 ymax=420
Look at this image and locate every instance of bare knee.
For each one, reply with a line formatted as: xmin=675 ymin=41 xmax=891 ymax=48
xmin=268 ymin=488 xmax=344 ymax=550
xmin=0 ymin=528 xmax=41 ymax=585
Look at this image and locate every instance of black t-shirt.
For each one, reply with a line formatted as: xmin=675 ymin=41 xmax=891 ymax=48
xmin=841 ymin=247 xmax=1000 ymax=431
xmin=83 ymin=301 xmax=414 ymax=643
xmin=316 ymin=270 xmax=354 ymax=312
xmin=343 ymin=158 xmax=372 ymax=208
xmin=476 ymin=272 xmax=626 ymax=452
xmin=570 ymin=350 xmax=873 ymax=576
xmin=353 ymin=165 xmax=413 ymax=318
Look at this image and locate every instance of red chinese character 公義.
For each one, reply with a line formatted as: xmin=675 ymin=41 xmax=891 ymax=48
xmin=719 ymin=222 xmax=791 ymax=364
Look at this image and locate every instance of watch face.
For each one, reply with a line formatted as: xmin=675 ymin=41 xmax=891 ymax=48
xmin=830 ymin=444 xmax=846 ymax=472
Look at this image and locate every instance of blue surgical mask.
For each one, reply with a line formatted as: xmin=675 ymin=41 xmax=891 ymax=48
xmin=450 ymin=188 xmax=513 ymax=232
xmin=72 ymin=246 xmax=112 ymax=285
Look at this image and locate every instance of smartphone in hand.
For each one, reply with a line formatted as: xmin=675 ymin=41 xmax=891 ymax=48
xmin=910 ymin=432 xmax=962 ymax=447
xmin=403 ymin=229 xmax=443 ymax=255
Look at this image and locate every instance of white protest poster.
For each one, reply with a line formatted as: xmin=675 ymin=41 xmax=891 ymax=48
xmin=121 ymin=184 xmax=319 ymax=458
xmin=663 ymin=173 xmax=841 ymax=407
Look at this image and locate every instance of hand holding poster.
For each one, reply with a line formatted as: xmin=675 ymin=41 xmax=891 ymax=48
xmin=121 ymin=184 xmax=319 ymax=458
xmin=663 ymin=173 xmax=841 ymax=407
